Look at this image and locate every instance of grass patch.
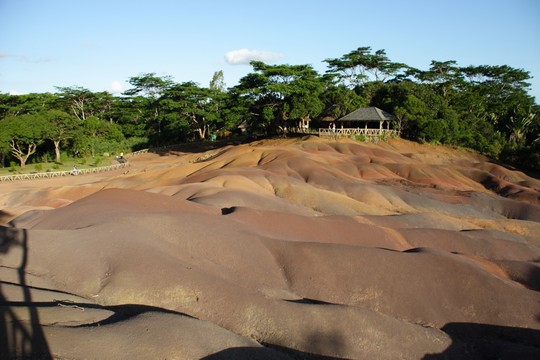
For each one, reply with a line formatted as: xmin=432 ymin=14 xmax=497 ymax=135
xmin=0 ymin=156 xmax=119 ymax=176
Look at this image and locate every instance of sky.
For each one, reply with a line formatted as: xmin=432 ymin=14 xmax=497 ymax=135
xmin=1 ymin=0 xmax=539 ymax=101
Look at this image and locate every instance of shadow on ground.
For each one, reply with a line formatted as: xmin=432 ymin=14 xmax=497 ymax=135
xmin=1 ymin=226 xmax=51 ymax=359
xmin=423 ymin=322 xmax=540 ymax=359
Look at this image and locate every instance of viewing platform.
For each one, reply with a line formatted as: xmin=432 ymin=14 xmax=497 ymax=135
xmin=318 ymin=128 xmax=399 ymax=138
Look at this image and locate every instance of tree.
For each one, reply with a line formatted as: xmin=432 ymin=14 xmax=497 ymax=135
xmin=209 ymin=70 xmax=226 ymax=92
xmin=0 ymin=117 xmax=11 ymax=167
xmin=319 ymin=74 xmax=366 ymax=119
xmin=160 ymin=82 xmax=219 ymax=140
xmin=207 ymin=70 xmax=229 ymax=134
xmin=460 ymin=65 xmax=534 ymax=135
xmin=235 ymin=61 xmax=324 ymax=134
xmin=55 ymin=86 xmax=96 ymax=121
xmin=0 ymin=92 xmax=57 ymax=118
xmin=414 ymin=60 xmax=463 ymax=98
xmin=109 ymin=96 xmax=148 ymax=138
xmin=124 ymin=73 xmax=175 ymax=144
xmin=41 ymin=110 xmax=77 ymax=163
xmin=71 ymin=115 xmax=125 ymax=157
xmin=0 ymin=114 xmax=47 ymax=168
xmin=324 ymin=46 xmax=408 ymax=88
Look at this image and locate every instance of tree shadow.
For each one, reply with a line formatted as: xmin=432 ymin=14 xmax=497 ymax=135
xmin=263 ymin=335 xmax=345 ymax=360
xmin=1 ymin=223 xmax=200 ymax=358
xmin=488 ymin=158 xmax=540 ymax=181
xmin=202 ymin=341 xmax=345 ymax=360
xmin=0 ymin=225 xmax=52 ymax=359
xmin=201 ymin=346 xmax=293 ymax=359
xmin=202 ymin=330 xmax=346 ymax=360
xmin=149 ymin=137 xmax=250 ymax=157
xmin=423 ymin=322 xmax=540 ymax=359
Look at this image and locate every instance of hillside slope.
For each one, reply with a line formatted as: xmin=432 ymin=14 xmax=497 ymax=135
xmin=1 ymin=137 xmax=539 ymax=359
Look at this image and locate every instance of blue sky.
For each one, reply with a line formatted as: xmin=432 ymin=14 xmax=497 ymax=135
xmin=1 ymin=0 xmax=539 ymax=101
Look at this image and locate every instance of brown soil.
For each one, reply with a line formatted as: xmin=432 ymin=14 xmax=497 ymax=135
xmin=1 ymin=137 xmax=539 ymax=359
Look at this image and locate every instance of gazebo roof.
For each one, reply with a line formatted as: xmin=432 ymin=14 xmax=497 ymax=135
xmin=337 ymin=107 xmax=395 ymax=122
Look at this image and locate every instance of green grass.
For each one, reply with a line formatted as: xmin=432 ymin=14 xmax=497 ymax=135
xmin=0 ymin=156 xmax=119 ymax=176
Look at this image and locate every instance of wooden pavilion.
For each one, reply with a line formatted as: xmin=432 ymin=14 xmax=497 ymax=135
xmin=319 ymin=107 xmax=398 ymax=139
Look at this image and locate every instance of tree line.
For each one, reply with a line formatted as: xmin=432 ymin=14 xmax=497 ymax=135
xmin=1 ymin=46 xmax=538 ymax=171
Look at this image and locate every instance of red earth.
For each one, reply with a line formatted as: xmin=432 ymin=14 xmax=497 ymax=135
xmin=1 ymin=137 xmax=539 ymax=359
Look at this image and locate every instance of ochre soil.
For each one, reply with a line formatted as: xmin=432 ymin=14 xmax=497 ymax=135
xmin=1 ymin=137 xmax=539 ymax=359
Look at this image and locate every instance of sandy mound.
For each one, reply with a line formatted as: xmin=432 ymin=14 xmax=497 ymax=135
xmin=1 ymin=137 xmax=539 ymax=359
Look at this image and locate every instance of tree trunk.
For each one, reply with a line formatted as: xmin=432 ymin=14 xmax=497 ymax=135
xmin=10 ymin=141 xmax=37 ymax=169
xmin=197 ymin=126 xmax=206 ymax=140
xmin=54 ymin=140 xmax=61 ymax=163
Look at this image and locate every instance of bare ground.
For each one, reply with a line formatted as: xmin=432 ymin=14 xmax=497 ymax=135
xmin=1 ymin=137 xmax=539 ymax=359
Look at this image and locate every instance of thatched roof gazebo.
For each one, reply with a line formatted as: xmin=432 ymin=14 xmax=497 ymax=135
xmin=318 ymin=107 xmax=399 ymax=139
xmin=337 ymin=107 xmax=395 ymax=130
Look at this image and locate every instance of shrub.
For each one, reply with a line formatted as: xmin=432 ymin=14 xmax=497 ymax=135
xmin=34 ymin=163 xmax=43 ymax=172
xmin=355 ymin=134 xmax=366 ymax=142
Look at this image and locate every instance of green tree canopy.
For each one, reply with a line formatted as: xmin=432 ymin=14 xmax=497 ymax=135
xmin=0 ymin=114 xmax=48 ymax=168
xmin=235 ymin=61 xmax=324 ymax=134
xmin=41 ymin=109 xmax=78 ymax=163
xmin=124 ymin=73 xmax=175 ymax=144
xmin=160 ymin=81 xmax=220 ymax=140
xmin=324 ymin=46 xmax=408 ymax=88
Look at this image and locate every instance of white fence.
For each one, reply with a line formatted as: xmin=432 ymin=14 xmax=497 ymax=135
xmin=318 ymin=128 xmax=399 ymax=138
xmin=0 ymin=163 xmax=128 ymax=182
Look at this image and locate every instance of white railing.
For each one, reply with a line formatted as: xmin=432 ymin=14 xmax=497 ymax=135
xmin=0 ymin=163 xmax=128 ymax=182
xmin=319 ymin=128 xmax=399 ymax=138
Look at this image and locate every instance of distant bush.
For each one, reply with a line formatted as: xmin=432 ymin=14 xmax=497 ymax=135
xmin=355 ymin=134 xmax=366 ymax=142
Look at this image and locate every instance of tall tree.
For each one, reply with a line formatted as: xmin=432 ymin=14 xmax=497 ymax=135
xmin=209 ymin=70 xmax=226 ymax=92
xmin=0 ymin=92 xmax=57 ymax=118
xmin=414 ymin=60 xmax=463 ymax=98
xmin=55 ymin=86 xmax=96 ymax=121
xmin=460 ymin=65 xmax=534 ymax=134
xmin=160 ymin=82 xmax=219 ymax=140
xmin=235 ymin=61 xmax=324 ymax=134
xmin=41 ymin=110 xmax=77 ymax=162
xmin=71 ymin=115 xmax=125 ymax=157
xmin=124 ymin=73 xmax=174 ymax=143
xmin=324 ymin=46 xmax=408 ymax=88
xmin=0 ymin=114 xmax=47 ymax=168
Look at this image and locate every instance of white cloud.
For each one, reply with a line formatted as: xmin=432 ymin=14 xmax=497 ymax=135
xmin=9 ymin=89 xmax=23 ymax=95
xmin=0 ymin=51 xmax=54 ymax=63
xmin=108 ymin=81 xmax=124 ymax=93
xmin=224 ymin=48 xmax=283 ymax=65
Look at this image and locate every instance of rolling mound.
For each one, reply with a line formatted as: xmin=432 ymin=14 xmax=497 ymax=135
xmin=1 ymin=137 xmax=539 ymax=359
